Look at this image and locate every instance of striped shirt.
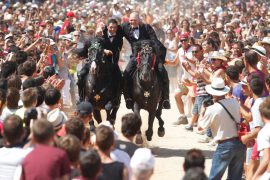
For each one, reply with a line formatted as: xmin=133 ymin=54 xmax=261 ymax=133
xmin=196 ymin=79 xmax=207 ymax=96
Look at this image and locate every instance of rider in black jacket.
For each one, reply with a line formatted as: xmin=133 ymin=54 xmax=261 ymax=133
xmin=77 ymin=19 xmax=123 ymax=102
xmin=120 ymin=12 xmax=170 ymax=109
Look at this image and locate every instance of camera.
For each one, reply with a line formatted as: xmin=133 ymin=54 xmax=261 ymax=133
xmin=23 ymin=108 xmax=38 ymax=127
xmin=203 ymin=99 xmax=214 ymax=107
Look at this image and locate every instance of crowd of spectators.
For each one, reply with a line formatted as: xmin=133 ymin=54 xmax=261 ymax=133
xmin=0 ymin=0 xmax=270 ymax=179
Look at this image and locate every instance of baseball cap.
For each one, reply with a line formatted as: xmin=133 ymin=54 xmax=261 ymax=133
xmin=179 ymin=32 xmax=189 ymax=39
xmin=66 ymin=11 xmax=75 ymax=18
xmin=76 ymin=101 xmax=93 ymax=115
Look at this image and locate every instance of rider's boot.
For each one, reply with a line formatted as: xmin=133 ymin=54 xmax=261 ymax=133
xmin=77 ymin=72 xmax=83 ymax=101
xmin=158 ymin=63 xmax=171 ymax=109
xmin=123 ymin=74 xmax=133 ymax=109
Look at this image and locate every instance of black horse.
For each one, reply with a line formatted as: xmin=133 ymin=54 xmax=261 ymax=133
xmin=131 ymin=40 xmax=165 ymax=142
xmin=83 ymin=38 xmax=121 ymax=125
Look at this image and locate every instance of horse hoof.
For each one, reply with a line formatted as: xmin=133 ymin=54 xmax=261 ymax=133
xmin=135 ymin=134 xmax=143 ymax=144
xmin=145 ymin=130 xmax=153 ymax=141
xmin=158 ymin=127 xmax=165 ymax=137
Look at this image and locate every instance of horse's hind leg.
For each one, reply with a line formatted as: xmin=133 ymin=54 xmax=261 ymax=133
xmin=93 ymin=110 xmax=102 ymax=124
xmin=145 ymin=112 xmax=155 ymax=141
xmin=156 ymin=103 xmax=165 ymax=137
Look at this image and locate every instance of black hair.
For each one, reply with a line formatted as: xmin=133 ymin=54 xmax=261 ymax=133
xmin=121 ymin=113 xmax=142 ymax=138
xmin=225 ymin=65 xmax=239 ymax=81
xmin=22 ymin=77 xmax=36 ymax=90
xmin=44 ymin=88 xmax=61 ymax=106
xmin=0 ymin=78 xmax=7 ymax=91
xmin=234 ymin=60 xmax=245 ymax=74
xmin=36 ymin=86 xmax=45 ymax=107
xmin=21 ymin=60 xmax=36 ymax=77
xmin=15 ymin=51 xmax=28 ymax=65
xmin=205 ymin=38 xmax=218 ymax=50
xmin=233 ymin=41 xmax=244 ymax=51
xmin=65 ymin=117 xmax=85 ymax=141
xmin=80 ymin=149 xmax=101 ymax=179
xmin=3 ymin=115 xmax=23 ymax=145
xmin=249 ymin=77 xmax=264 ymax=96
xmin=7 ymin=75 xmax=22 ymax=90
xmin=43 ymin=66 xmax=56 ymax=79
xmin=0 ymin=61 xmax=17 ymax=78
xmin=6 ymin=87 xmax=20 ymax=109
xmin=183 ymin=149 xmax=205 ymax=171
xmin=107 ymin=18 xmax=118 ymax=25
xmin=244 ymin=51 xmax=258 ymax=66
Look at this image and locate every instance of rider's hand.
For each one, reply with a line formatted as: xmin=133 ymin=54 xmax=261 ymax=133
xmin=95 ymin=27 xmax=104 ymax=37
xmin=104 ymin=49 xmax=113 ymax=56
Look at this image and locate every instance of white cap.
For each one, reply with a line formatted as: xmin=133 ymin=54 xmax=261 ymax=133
xmin=130 ymin=148 xmax=155 ymax=170
xmin=80 ymin=25 xmax=87 ymax=32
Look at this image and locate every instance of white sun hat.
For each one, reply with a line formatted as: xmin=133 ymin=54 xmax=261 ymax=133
xmin=205 ymin=78 xmax=230 ymax=96
xmin=250 ymin=44 xmax=266 ymax=57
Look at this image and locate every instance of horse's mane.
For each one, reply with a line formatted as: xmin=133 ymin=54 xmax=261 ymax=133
xmin=89 ymin=37 xmax=105 ymax=49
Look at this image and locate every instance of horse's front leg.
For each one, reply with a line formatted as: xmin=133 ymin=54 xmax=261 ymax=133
xmin=145 ymin=111 xmax=155 ymax=141
xmin=156 ymin=102 xmax=165 ymax=137
xmin=110 ymin=107 xmax=119 ymax=126
xmin=93 ymin=109 xmax=102 ymax=124
xmin=134 ymin=102 xmax=143 ymax=144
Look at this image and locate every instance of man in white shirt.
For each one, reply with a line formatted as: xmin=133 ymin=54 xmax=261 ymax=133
xmin=199 ymin=78 xmax=245 ymax=180
xmin=165 ymin=33 xmax=195 ymax=125
xmin=252 ymin=97 xmax=270 ymax=180
xmin=0 ymin=115 xmax=32 ymax=180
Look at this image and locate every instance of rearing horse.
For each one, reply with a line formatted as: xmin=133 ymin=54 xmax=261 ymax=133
xmin=84 ymin=38 xmax=121 ymax=125
xmin=131 ymin=40 xmax=165 ymax=142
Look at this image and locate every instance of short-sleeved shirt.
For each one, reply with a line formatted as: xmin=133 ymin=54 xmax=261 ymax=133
xmin=177 ymin=46 xmax=194 ymax=81
xmin=115 ymin=140 xmax=139 ymax=157
xmin=257 ymin=123 xmax=270 ymax=154
xmin=232 ymin=83 xmax=246 ymax=104
xmin=21 ymin=144 xmax=71 ymax=180
xmin=0 ymin=147 xmax=32 ymax=180
xmin=199 ymin=98 xmax=240 ymax=141
xmin=98 ymin=161 xmax=124 ymax=180
xmin=250 ymin=97 xmax=265 ymax=131
xmin=60 ymin=20 xmax=71 ymax=35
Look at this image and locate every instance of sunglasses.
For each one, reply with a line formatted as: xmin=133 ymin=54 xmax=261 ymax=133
xmin=192 ymin=51 xmax=198 ymax=54
xmin=180 ymin=39 xmax=188 ymax=42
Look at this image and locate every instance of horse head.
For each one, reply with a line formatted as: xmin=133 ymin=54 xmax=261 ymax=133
xmin=87 ymin=38 xmax=106 ymax=75
xmin=134 ymin=40 xmax=158 ymax=82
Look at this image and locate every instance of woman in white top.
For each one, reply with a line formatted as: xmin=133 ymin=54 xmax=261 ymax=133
xmin=164 ymin=29 xmax=178 ymax=91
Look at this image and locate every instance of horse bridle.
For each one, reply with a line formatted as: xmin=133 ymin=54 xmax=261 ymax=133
xmin=135 ymin=47 xmax=158 ymax=103
xmin=136 ymin=50 xmax=156 ymax=70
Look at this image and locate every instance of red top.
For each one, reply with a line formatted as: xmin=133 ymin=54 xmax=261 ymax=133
xmin=21 ymin=144 xmax=71 ymax=180
xmin=60 ymin=20 xmax=71 ymax=35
